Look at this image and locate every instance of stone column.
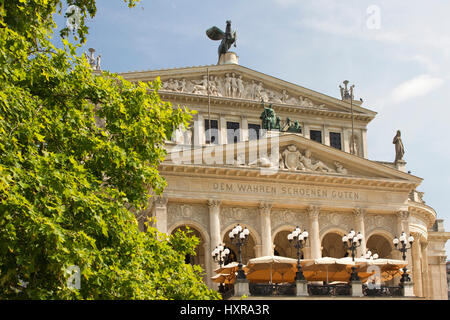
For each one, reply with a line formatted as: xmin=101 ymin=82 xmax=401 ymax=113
xmin=259 ymin=201 xmax=273 ymax=256
xmin=208 ymin=200 xmax=222 ymax=253
xmin=421 ymin=241 xmax=430 ymax=299
xmin=153 ymin=196 xmax=168 ymax=234
xmin=194 ymin=113 xmax=204 ymax=146
xmin=241 ymin=115 xmax=248 ymax=142
xmin=307 ymin=205 xmax=321 ymax=259
xmin=354 ymin=208 xmax=367 ymax=257
xmin=219 ymin=114 xmax=227 ymax=145
xmin=411 ymin=232 xmax=423 ymax=297
xmin=361 ymin=128 xmax=368 ymax=159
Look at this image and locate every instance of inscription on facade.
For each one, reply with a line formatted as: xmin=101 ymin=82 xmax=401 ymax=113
xmin=212 ymin=182 xmax=360 ymax=200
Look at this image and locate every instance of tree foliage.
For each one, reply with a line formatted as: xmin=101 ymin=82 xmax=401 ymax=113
xmin=0 ymin=0 xmax=219 ymax=299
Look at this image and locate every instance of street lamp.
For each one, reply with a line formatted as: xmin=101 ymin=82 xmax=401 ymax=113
xmin=393 ymin=231 xmax=414 ymax=283
xmin=229 ymin=224 xmax=250 ymax=280
xmin=342 ymin=229 xmax=363 ymax=281
xmin=212 ymin=244 xmax=230 ymax=268
xmin=288 ymin=226 xmax=308 ymax=281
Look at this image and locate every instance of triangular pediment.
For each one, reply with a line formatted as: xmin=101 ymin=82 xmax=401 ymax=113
xmin=121 ymin=64 xmax=376 ymax=118
xmin=164 ymin=133 xmax=421 ymax=185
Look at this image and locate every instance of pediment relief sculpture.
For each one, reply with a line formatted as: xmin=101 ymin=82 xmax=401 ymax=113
xmin=160 ymin=73 xmax=327 ymax=109
xmin=279 ymin=145 xmax=345 ymax=174
xmin=231 ymin=144 xmax=349 ymax=175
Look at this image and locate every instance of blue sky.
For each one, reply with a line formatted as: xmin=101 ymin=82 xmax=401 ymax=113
xmin=54 ymin=0 xmax=450 ymax=256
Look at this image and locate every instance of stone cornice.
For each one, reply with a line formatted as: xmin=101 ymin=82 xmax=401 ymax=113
xmin=159 ymin=91 xmax=374 ymax=124
xmin=408 ymin=201 xmax=437 ymax=229
xmin=159 ymin=162 xmax=416 ymax=192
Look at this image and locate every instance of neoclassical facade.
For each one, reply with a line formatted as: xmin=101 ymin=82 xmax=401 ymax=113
xmin=121 ymin=53 xmax=450 ymax=299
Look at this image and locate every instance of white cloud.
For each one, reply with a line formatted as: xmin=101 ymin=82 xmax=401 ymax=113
xmin=390 ymin=74 xmax=444 ymax=103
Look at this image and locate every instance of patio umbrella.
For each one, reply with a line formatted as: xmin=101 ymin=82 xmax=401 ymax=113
xmin=214 ymin=262 xmax=240 ymax=275
xmin=245 ymin=256 xmax=308 ymax=284
xmin=359 ymin=258 xmax=408 ymax=282
xmin=211 ymin=273 xmax=236 ymax=284
xmin=301 ymin=257 xmax=373 ymax=282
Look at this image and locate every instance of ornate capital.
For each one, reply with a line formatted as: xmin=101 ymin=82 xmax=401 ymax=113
xmin=353 ymin=208 xmax=366 ymax=220
xmin=307 ymin=205 xmax=320 ymax=218
xmin=207 ymin=199 xmax=221 ymax=209
xmin=397 ymin=210 xmax=410 ymax=221
xmin=259 ymin=201 xmax=273 ymax=213
xmin=153 ymin=196 xmax=168 ymax=208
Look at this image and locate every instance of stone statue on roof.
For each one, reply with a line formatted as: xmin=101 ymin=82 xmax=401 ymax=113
xmin=206 ymin=20 xmax=237 ymax=60
xmin=393 ymin=130 xmax=405 ymax=163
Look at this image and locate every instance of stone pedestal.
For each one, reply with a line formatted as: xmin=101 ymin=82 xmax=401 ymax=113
xmin=350 ymin=281 xmax=364 ymax=297
xmin=296 ymin=280 xmax=309 ymax=297
xmin=218 ymin=52 xmax=239 ymax=65
xmin=395 ymin=159 xmax=407 ymax=172
xmin=234 ymin=279 xmax=249 ymax=297
xmin=401 ymin=282 xmax=415 ymax=297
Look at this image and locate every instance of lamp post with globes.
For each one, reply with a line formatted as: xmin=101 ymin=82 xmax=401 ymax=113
xmin=212 ymin=244 xmax=230 ymax=293
xmin=393 ymin=231 xmax=414 ymax=283
xmin=229 ymin=224 xmax=250 ymax=280
xmin=363 ymin=249 xmax=379 ymax=260
xmin=212 ymin=244 xmax=230 ymax=268
xmin=287 ymin=226 xmax=308 ymax=281
xmin=342 ymin=229 xmax=364 ymax=281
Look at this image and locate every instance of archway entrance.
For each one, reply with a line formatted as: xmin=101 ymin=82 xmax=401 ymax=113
xmin=321 ymin=232 xmax=346 ymax=258
xmin=366 ymin=234 xmax=393 ymax=259
xmin=273 ymin=230 xmax=302 ymax=259
xmin=171 ymin=226 xmax=206 ymax=278
xmin=222 ymin=228 xmax=256 ymax=266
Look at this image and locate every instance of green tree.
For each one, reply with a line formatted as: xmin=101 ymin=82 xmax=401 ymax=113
xmin=0 ymin=0 xmax=219 ymax=299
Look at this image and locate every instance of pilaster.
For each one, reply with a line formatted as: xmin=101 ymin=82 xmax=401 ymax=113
xmin=153 ymin=196 xmax=168 ymax=234
xmin=307 ymin=205 xmax=321 ymax=259
xmin=259 ymin=201 xmax=273 ymax=256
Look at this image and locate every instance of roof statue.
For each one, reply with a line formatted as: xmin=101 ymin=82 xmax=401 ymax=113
xmin=393 ymin=130 xmax=405 ymax=163
xmin=260 ymin=102 xmax=302 ymax=133
xmin=206 ymin=20 xmax=237 ymax=61
xmin=84 ymin=47 xmax=101 ymax=71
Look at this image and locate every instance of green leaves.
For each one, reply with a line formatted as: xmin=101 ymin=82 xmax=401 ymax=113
xmin=0 ymin=0 xmax=218 ymax=300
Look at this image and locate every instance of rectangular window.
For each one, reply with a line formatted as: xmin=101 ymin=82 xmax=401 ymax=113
xmin=330 ymin=132 xmax=342 ymax=150
xmin=310 ymin=130 xmax=322 ymax=143
xmin=248 ymin=123 xmax=261 ymax=141
xmin=204 ymin=119 xmax=218 ymax=144
xmin=227 ymin=121 xmax=240 ymax=144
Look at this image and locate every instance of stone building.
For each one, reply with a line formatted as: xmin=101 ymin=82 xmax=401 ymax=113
xmin=120 ymin=52 xmax=450 ymax=299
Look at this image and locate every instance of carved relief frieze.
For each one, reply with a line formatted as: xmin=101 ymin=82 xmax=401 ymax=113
xmin=167 ymin=203 xmax=208 ymax=229
xmin=161 ymin=73 xmax=327 ymax=109
xmin=319 ymin=212 xmax=353 ymax=234
xmin=365 ymin=214 xmax=396 ymax=235
xmin=270 ymin=209 xmax=307 ymax=231
xmin=220 ymin=206 xmax=260 ymax=231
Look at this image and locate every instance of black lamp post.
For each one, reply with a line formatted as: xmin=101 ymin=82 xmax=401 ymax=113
xmin=393 ymin=231 xmax=414 ymax=284
xmin=228 ymin=224 xmax=250 ymax=280
xmin=287 ymin=226 xmax=308 ymax=281
xmin=212 ymin=244 xmax=230 ymax=268
xmin=342 ymin=229 xmax=363 ymax=281
xmin=212 ymin=244 xmax=230 ymax=292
